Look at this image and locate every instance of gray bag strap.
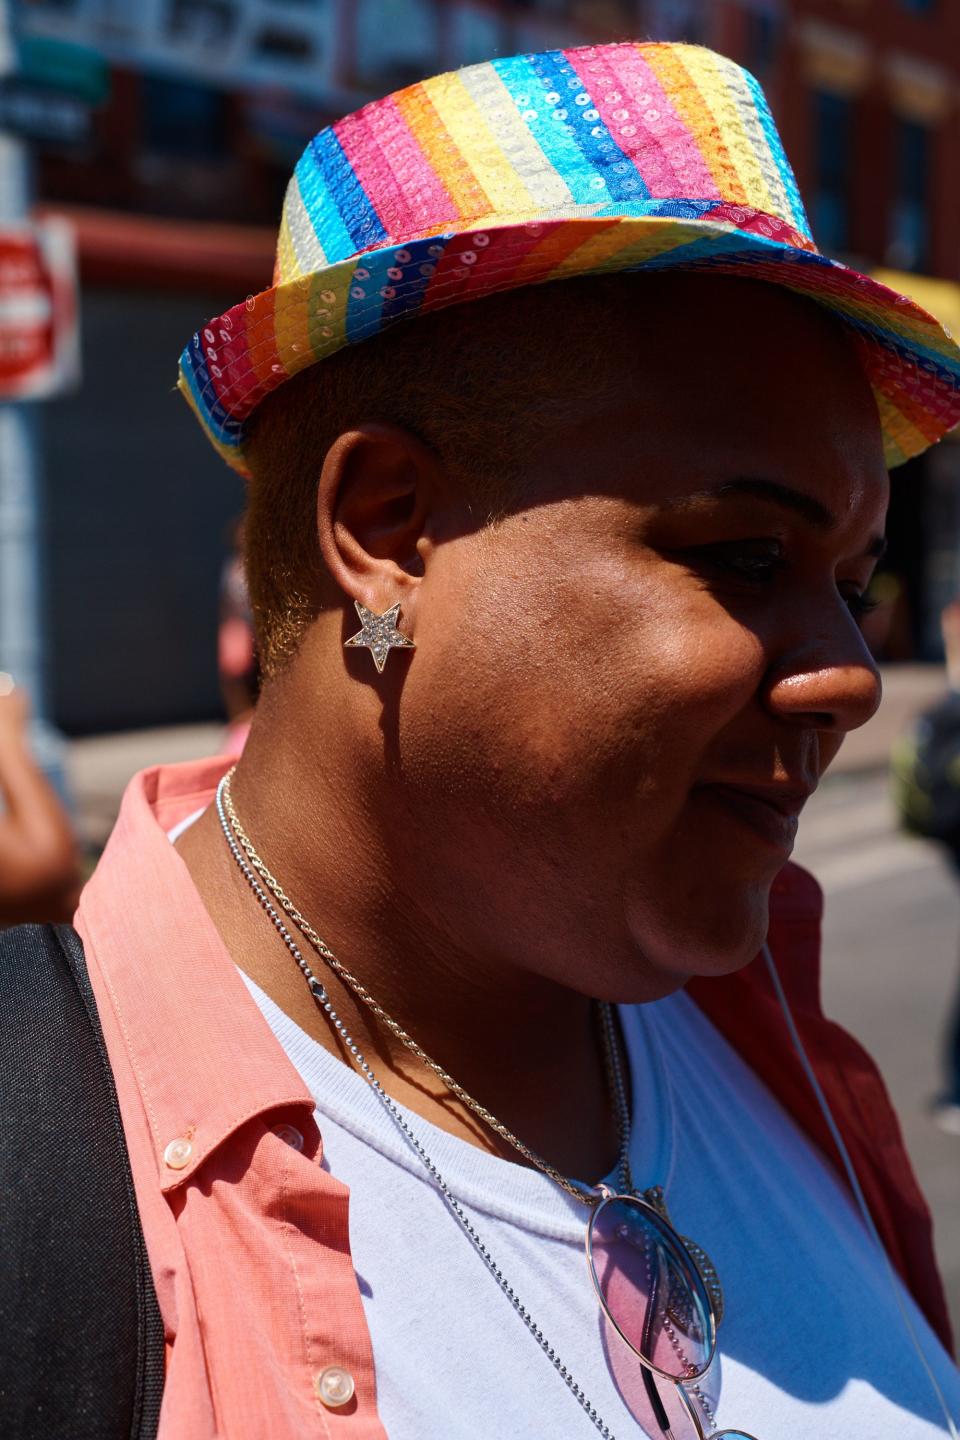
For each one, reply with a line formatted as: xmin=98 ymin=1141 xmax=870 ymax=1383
xmin=0 ymin=923 xmax=165 ymax=1439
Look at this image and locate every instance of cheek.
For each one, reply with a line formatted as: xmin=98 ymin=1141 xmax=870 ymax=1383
xmin=406 ymin=535 xmax=767 ymax=817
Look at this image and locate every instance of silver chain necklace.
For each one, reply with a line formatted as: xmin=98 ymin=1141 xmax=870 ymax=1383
xmin=216 ymin=772 xmax=722 ymax=1437
xmin=221 ymin=769 xmax=628 ymax=1203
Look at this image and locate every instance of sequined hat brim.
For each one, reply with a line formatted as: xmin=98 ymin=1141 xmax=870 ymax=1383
xmin=179 ymin=212 xmax=960 ymax=478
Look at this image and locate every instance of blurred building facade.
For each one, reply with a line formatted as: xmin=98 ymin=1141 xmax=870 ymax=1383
xmin=764 ymin=0 xmax=960 ymax=661
xmin=9 ymin=0 xmax=960 ymax=730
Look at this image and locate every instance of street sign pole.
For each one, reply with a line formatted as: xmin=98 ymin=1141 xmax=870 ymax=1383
xmin=0 ymin=8 xmax=67 ymax=792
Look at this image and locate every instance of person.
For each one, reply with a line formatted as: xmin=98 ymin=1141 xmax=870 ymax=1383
xmin=891 ymin=599 xmax=960 ymax=1137
xmin=7 ymin=40 xmax=960 ymax=1440
xmin=0 ymin=674 xmax=79 ymax=926
xmin=935 ymin=601 xmax=960 ymax=1133
xmin=217 ymin=515 xmax=258 ymax=756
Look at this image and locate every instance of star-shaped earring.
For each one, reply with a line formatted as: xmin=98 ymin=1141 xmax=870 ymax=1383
xmin=344 ymin=600 xmax=416 ymax=674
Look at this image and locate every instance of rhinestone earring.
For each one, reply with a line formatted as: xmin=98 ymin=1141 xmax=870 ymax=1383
xmin=344 ymin=600 xmax=416 ymax=674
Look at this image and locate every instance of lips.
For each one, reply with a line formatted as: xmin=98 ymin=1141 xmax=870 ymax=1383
xmin=696 ymin=782 xmax=814 ymax=852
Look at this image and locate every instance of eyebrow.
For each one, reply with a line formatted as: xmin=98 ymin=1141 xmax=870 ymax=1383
xmin=666 ymin=477 xmax=888 ymax=560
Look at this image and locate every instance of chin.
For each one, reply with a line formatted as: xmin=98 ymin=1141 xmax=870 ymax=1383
xmin=625 ymin=877 xmax=772 ymax=987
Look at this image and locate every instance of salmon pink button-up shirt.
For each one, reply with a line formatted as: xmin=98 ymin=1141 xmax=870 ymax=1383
xmin=78 ymin=758 xmax=388 ymax=1439
xmin=76 ymin=757 xmax=952 ymax=1439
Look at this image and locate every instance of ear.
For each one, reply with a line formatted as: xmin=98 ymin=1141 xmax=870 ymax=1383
xmin=317 ymin=424 xmax=437 ymax=621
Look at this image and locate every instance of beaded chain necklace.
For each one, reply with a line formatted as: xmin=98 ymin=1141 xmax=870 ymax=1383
xmin=217 ymin=770 xmax=726 ymax=1438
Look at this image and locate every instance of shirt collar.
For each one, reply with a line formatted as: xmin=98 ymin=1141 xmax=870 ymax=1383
xmin=77 ymin=757 xmax=315 ymax=1193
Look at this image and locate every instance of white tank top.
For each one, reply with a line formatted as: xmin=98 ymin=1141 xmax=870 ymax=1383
xmin=241 ymin=972 xmax=960 ymax=1439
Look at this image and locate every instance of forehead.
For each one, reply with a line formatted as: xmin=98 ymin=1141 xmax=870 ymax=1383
xmin=529 ymin=273 xmax=888 ymax=518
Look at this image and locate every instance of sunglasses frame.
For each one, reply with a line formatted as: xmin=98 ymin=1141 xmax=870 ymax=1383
xmin=659 ymin=1373 xmax=760 ymax=1440
xmin=587 ymin=1188 xmax=759 ymax=1440
xmin=585 ymin=1188 xmax=717 ymax=1382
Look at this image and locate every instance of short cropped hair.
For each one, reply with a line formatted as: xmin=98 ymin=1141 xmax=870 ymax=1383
xmin=243 ymin=274 xmax=632 ymax=675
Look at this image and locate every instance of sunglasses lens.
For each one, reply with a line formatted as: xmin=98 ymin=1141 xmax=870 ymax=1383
xmin=587 ymin=1193 xmax=715 ymax=1381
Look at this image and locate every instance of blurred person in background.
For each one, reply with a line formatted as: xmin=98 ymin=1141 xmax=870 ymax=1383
xmin=0 ymin=674 xmax=80 ymax=926
xmin=3 ymin=40 xmax=960 ymax=1440
xmin=936 ymin=600 xmax=960 ymax=1134
xmin=218 ymin=515 xmax=258 ymax=757
xmin=892 ymin=600 xmax=960 ymax=1137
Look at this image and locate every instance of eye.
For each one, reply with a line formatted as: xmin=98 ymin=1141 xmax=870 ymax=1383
xmin=680 ymin=538 xmax=786 ymax=583
xmin=842 ymin=588 xmax=880 ymax=625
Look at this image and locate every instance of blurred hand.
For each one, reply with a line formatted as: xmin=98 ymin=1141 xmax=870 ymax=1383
xmin=941 ymin=602 xmax=960 ymax=688
xmin=0 ymin=677 xmax=80 ymax=923
xmin=0 ymin=683 xmax=29 ymax=752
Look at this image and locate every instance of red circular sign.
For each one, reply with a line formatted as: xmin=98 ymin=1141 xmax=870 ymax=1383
xmin=0 ymin=233 xmax=55 ymax=392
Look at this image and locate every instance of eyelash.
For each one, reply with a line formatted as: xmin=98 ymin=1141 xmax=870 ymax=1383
xmin=686 ymin=541 xmax=880 ymax=621
xmin=846 ymin=591 xmax=880 ymax=621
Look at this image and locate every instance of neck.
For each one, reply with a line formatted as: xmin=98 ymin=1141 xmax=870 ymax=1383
xmin=177 ymin=672 xmax=623 ymax=1184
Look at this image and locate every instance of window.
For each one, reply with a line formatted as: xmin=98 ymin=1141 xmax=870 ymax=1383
xmin=449 ymin=4 xmax=505 ymax=66
xmin=164 ymin=0 xmax=237 ymax=46
xmin=165 ymin=0 xmax=239 ymax=49
xmin=745 ymin=12 xmax=780 ymax=82
xmin=648 ymin=0 xmax=706 ymax=44
xmin=354 ymin=0 xmax=439 ymax=89
xmin=887 ymin=117 xmax=931 ymax=271
xmin=141 ymin=74 xmax=228 ymax=162
xmin=811 ymin=90 xmax=853 ymax=254
xmin=252 ymin=26 xmax=316 ymax=63
xmin=17 ymin=0 xmax=88 ymax=14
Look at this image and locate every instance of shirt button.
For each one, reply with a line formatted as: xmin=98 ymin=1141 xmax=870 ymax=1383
xmin=273 ymin=1123 xmax=304 ymax=1152
xmin=315 ymin=1366 xmax=355 ymax=1409
xmin=163 ymin=1136 xmax=193 ymax=1170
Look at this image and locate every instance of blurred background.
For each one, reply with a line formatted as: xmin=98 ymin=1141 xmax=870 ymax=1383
xmin=5 ymin=0 xmax=960 ymax=738
xmin=1 ymin=0 xmax=959 ymax=1329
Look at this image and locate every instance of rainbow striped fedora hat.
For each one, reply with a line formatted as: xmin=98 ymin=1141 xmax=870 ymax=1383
xmin=179 ymin=41 xmax=960 ymax=475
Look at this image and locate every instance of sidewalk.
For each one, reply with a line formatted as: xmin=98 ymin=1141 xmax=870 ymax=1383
xmin=66 ymin=665 xmax=950 ymax=852
xmin=68 ymin=721 xmax=223 ymax=851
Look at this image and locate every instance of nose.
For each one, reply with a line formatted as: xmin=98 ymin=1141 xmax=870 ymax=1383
xmin=763 ymin=628 xmax=882 ymax=735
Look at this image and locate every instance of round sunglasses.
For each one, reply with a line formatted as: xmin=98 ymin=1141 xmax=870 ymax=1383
xmin=586 ymin=1189 xmax=759 ymax=1440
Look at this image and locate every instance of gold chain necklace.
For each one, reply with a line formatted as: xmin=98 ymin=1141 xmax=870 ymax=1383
xmin=221 ymin=765 xmax=619 ymax=1202
xmin=219 ymin=766 xmax=723 ymax=1324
